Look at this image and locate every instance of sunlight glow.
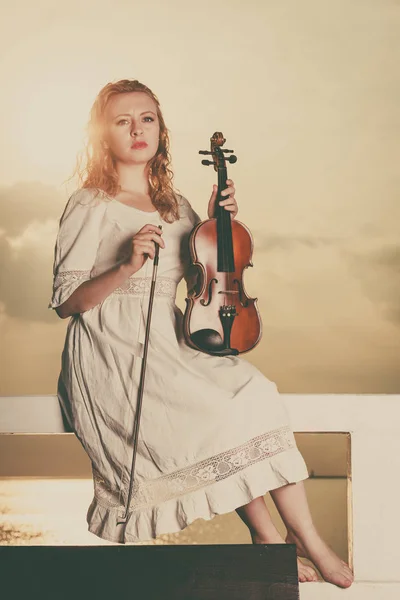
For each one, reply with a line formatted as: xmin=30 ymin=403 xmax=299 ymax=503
xmin=11 ymin=79 xmax=87 ymax=176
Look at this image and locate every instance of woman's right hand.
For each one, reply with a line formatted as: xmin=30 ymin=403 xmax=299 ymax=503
xmin=124 ymin=224 xmax=165 ymax=274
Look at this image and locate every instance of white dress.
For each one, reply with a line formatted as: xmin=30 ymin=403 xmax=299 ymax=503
xmin=49 ymin=187 xmax=309 ymax=544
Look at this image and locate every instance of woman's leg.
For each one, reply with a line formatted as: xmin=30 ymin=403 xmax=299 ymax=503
xmin=269 ymin=481 xmax=354 ymax=588
xmin=235 ymin=497 xmax=319 ymax=583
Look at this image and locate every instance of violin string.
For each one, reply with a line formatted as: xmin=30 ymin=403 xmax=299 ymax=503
xmin=224 ymin=170 xmax=231 ymax=307
xmin=222 ymin=169 xmax=230 ymax=307
xmin=218 ymin=157 xmax=234 ymax=310
xmin=219 ymin=171 xmax=228 ymax=306
xmin=222 ymin=188 xmax=230 ymax=306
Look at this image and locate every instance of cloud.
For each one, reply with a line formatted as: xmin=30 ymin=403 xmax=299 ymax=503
xmin=251 ymin=229 xmax=400 ymax=329
xmin=373 ymin=245 xmax=400 ymax=271
xmin=344 ymin=242 xmax=400 ymax=326
xmin=0 ymin=181 xmax=399 ymax=335
xmin=253 ymin=232 xmax=339 ymax=252
xmin=0 ymin=182 xmax=66 ymax=322
xmin=0 ymin=182 xmax=65 ymax=235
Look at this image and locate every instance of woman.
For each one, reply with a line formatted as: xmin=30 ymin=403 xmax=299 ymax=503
xmin=49 ymin=79 xmax=353 ymax=587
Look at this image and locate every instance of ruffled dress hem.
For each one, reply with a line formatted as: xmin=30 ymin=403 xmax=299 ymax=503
xmin=86 ymin=447 xmax=309 ymax=544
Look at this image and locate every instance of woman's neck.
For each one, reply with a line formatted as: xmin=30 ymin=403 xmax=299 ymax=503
xmin=116 ymin=162 xmax=150 ymax=195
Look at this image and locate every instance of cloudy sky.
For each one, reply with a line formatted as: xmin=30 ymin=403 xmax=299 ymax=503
xmin=0 ymin=0 xmax=399 ymax=395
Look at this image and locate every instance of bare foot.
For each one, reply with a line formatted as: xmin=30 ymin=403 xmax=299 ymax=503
xmin=252 ymin=532 xmax=319 ymax=583
xmin=285 ymin=528 xmax=354 ymax=588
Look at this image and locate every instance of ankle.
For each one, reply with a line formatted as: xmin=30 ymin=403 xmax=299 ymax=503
xmin=286 ymin=521 xmax=317 ymax=539
xmin=251 ymin=523 xmax=284 ymax=545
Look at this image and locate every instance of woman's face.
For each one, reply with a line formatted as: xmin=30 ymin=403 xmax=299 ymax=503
xmin=103 ymin=91 xmax=160 ymax=166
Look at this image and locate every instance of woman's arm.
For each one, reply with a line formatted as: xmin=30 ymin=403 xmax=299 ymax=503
xmin=55 ymin=262 xmax=135 ymax=319
xmin=55 ymin=223 xmax=164 ymax=319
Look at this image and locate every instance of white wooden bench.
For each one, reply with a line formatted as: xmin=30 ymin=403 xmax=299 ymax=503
xmin=1 ymin=393 xmax=399 ymax=599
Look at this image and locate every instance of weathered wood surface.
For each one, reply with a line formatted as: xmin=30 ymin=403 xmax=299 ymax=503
xmin=0 ymin=544 xmax=299 ymax=600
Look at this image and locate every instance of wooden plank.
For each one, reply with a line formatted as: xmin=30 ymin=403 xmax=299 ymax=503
xmin=0 ymin=395 xmax=69 ymax=433
xmin=2 ymin=394 xmax=399 ymax=434
xmin=0 ymin=432 xmax=349 ymax=477
xmin=0 ymin=544 xmax=299 ymax=600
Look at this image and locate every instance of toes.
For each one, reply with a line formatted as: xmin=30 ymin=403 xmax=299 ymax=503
xmin=297 ymin=560 xmax=318 ymax=583
xmin=298 ymin=570 xmax=310 ymax=583
xmin=345 ymin=569 xmax=354 ymax=577
xmin=342 ymin=565 xmax=354 ymax=579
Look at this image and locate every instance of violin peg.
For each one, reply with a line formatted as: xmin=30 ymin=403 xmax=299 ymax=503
xmin=201 ymin=159 xmax=214 ymax=166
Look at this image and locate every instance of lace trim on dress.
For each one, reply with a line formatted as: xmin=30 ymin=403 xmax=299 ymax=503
xmin=113 ymin=276 xmax=177 ymax=298
xmin=53 ymin=272 xmax=177 ymax=299
xmin=93 ymin=426 xmax=296 ymax=513
xmin=54 ymin=269 xmax=91 ymax=287
xmin=49 ymin=270 xmax=92 ymax=307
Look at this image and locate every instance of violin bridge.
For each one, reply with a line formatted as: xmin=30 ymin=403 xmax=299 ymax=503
xmin=217 ymin=290 xmax=239 ymax=294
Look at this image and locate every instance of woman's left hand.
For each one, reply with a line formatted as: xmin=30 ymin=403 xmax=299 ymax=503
xmin=207 ymin=179 xmax=238 ymax=219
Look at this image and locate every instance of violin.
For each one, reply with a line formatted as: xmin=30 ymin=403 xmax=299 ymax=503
xmin=183 ymin=132 xmax=262 ymax=356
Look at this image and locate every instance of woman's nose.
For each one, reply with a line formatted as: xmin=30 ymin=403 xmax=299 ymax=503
xmin=130 ymin=122 xmax=143 ymax=137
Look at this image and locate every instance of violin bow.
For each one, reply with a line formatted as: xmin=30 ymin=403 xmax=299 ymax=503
xmin=117 ymin=225 xmax=162 ymax=526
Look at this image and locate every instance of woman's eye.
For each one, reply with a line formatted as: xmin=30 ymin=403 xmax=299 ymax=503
xmin=115 ymin=116 xmax=154 ymax=126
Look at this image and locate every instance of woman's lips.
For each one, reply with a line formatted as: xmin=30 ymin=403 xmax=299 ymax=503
xmin=131 ymin=141 xmax=148 ymax=149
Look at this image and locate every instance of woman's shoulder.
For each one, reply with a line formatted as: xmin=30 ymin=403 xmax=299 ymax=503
xmin=68 ymin=187 xmax=112 ymax=207
xmin=177 ymin=193 xmax=198 ymax=214
xmin=175 ymin=193 xmax=202 ymax=226
xmin=60 ymin=187 xmax=111 ymax=222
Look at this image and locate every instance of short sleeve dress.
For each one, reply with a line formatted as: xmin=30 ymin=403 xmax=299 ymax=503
xmin=49 ymin=187 xmax=309 ymax=544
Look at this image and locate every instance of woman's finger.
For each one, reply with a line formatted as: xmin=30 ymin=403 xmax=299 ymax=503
xmin=140 ymin=224 xmax=163 ymax=235
xmin=209 ymin=184 xmax=218 ymax=200
xmin=135 ymin=232 xmax=165 ymax=248
xmin=219 ymin=197 xmax=236 ymax=207
xmin=134 ymin=240 xmax=156 ymax=258
xmin=143 ymin=232 xmax=165 ymax=248
xmin=221 ymin=186 xmax=235 ymax=197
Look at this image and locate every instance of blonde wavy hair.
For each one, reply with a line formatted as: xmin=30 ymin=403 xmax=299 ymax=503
xmin=72 ymin=79 xmax=180 ymax=222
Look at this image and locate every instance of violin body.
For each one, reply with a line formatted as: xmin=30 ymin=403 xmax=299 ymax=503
xmin=183 ymin=132 xmax=262 ymax=356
